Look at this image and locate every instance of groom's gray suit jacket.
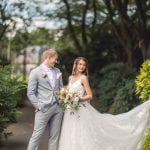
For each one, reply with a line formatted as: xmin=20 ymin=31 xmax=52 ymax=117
xmin=27 ymin=65 xmax=63 ymax=112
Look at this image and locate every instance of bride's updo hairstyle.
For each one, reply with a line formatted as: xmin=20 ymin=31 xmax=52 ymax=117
xmin=72 ymin=57 xmax=89 ymax=76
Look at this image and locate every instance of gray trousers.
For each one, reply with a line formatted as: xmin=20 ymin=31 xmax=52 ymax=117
xmin=27 ymin=103 xmax=64 ymax=150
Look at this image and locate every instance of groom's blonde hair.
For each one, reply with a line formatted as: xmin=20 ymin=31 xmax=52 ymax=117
xmin=42 ymin=48 xmax=58 ymax=60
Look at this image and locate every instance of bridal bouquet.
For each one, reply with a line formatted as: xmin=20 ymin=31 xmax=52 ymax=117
xmin=56 ymin=87 xmax=84 ymax=112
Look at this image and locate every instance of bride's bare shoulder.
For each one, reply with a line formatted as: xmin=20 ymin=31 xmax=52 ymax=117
xmin=68 ymin=75 xmax=73 ymax=81
xmin=81 ymin=75 xmax=88 ymax=80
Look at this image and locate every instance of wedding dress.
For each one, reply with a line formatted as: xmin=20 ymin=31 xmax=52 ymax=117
xmin=58 ymin=76 xmax=150 ymax=150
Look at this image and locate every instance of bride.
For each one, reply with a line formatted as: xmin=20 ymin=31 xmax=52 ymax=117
xmin=58 ymin=57 xmax=150 ymax=150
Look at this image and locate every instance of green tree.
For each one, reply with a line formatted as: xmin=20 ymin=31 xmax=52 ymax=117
xmin=103 ymin=0 xmax=150 ymax=66
xmin=44 ymin=0 xmax=150 ymax=68
xmin=0 ymin=0 xmax=46 ymax=62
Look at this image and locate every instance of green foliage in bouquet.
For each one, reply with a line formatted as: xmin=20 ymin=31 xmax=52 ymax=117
xmin=135 ymin=59 xmax=150 ymax=101
xmin=0 ymin=66 xmax=27 ymax=140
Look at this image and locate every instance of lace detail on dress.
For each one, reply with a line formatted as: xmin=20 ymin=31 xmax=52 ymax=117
xmin=68 ymin=75 xmax=86 ymax=97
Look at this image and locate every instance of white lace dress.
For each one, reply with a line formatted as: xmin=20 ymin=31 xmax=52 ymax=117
xmin=58 ymin=77 xmax=150 ymax=150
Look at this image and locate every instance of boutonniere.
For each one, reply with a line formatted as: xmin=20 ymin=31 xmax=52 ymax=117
xmin=41 ymin=72 xmax=47 ymax=78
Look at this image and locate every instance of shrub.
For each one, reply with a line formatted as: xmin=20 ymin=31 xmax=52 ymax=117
xmin=143 ymin=130 xmax=150 ymax=150
xmin=135 ymin=59 xmax=150 ymax=101
xmin=0 ymin=66 xmax=27 ymax=140
xmin=92 ymin=62 xmax=140 ymax=114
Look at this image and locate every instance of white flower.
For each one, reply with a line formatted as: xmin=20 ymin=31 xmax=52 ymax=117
xmin=74 ymin=97 xmax=79 ymax=102
xmin=64 ymin=98 xmax=68 ymax=103
xmin=60 ymin=87 xmax=67 ymax=93
xmin=66 ymin=105 xmax=71 ymax=109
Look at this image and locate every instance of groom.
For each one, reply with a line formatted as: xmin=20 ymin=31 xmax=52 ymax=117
xmin=27 ymin=48 xmax=64 ymax=150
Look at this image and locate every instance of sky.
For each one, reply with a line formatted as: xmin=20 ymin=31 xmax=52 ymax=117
xmin=3 ymin=0 xmax=66 ymax=36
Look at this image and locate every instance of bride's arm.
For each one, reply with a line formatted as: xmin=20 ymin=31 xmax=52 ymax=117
xmin=80 ymin=76 xmax=93 ymax=101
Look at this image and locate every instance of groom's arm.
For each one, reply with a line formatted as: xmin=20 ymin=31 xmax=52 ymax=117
xmin=27 ymin=69 xmax=39 ymax=109
xmin=59 ymin=72 xmax=63 ymax=89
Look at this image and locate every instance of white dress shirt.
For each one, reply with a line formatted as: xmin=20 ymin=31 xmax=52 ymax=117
xmin=41 ymin=63 xmax=56 ymax=103
xmin=41 ymin=64 xmax=56 ymax=87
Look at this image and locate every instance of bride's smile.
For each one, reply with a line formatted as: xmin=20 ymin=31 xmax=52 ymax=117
xmin=76 ymin=59 xmax=86 ymax=74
